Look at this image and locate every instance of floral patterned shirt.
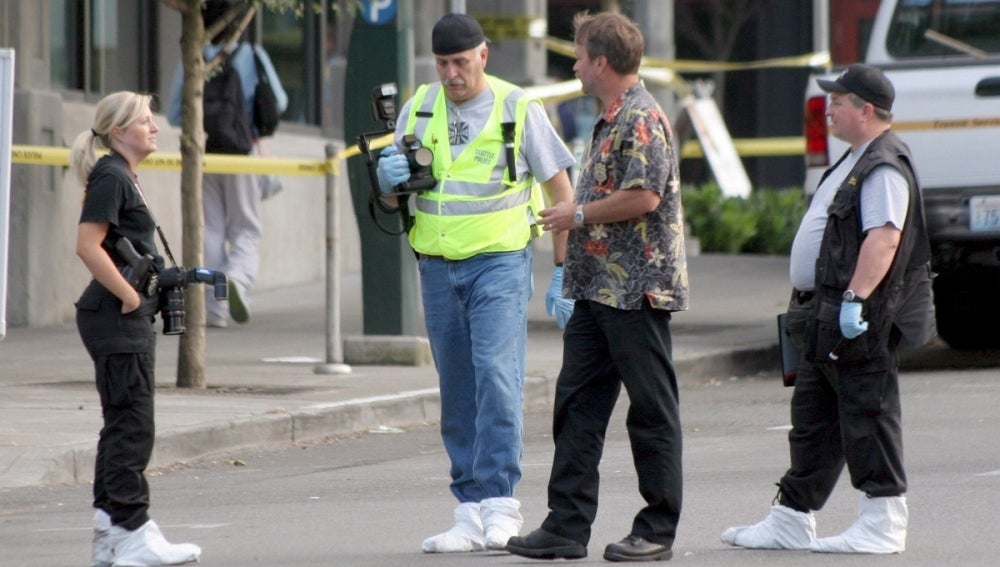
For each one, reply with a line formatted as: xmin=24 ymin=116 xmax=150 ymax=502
xmin=565 ymin=83 xmax=689 ymax=312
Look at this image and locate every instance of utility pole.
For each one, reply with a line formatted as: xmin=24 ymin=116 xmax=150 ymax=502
xmin=344 ymin=0 xmax=421 ymax=336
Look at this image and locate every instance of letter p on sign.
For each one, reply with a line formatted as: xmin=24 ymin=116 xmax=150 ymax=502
xmin=360 ymin=0 xmax=396 ymax=25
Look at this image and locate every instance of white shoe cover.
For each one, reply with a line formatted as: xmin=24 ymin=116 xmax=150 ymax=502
xmin=421 ymin=502 xmax=486 ymax=553
xmin=110 ymin=520 xmax=201 ymax=566
xmin=480 ymin=497 xmax=524 ymax=550
xmin=92 ymin=509 xmax=113 ymax=567
xmin=810 ymin=494 xmax=907 ymax=554
xmin=721 ymin=504 xmax=817 ymax=550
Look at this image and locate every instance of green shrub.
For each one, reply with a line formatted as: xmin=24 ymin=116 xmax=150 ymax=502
xmin=682 ymin=182 xmax=757 ymax=253
xmin=745 ymin=188 xmax=807 ymax=254
xmin=682 ymin=183 xmax=806 ymax=255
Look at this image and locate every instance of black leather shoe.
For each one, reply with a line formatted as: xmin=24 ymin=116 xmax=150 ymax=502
xmin=603 ymin=535 xmax=672 ymax=562
xmin=506 ymin=528 xmax=587 ymax=560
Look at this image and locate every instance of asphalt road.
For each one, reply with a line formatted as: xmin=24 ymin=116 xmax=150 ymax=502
xmin=2 ymin=366 xmax=998 ymax=566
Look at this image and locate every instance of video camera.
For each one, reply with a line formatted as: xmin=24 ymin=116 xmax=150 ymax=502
xmin=116 ymin=237 xmax=228 ymax=335
xmin=358 ymin=83 xmax=436 ymax=197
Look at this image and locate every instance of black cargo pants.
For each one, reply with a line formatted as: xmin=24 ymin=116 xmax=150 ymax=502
xmin=778 ymin=290 xmax=906 ymax=512
xmin=77 ymin=283 xmax=158 ymax=531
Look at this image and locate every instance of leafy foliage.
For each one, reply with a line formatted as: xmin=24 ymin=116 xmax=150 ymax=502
xmin=682 ymin=183 xmax=806 ymax=255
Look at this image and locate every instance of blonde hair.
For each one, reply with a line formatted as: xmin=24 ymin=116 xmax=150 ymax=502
xmin=69 ymin=91 xmax=154 ymax=187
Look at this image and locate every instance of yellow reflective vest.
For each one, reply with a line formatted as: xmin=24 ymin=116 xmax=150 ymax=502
xmin=405 ymin=75 xmax=545 ymax=260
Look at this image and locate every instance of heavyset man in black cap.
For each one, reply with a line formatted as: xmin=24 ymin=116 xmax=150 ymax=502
xmin=721 ymin=63 xmax=934 ymax=555
xmin=375 ymin=13 xmax=576 ymax=554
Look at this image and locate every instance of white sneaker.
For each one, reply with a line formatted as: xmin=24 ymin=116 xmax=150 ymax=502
xmin=721 ymin=504 xmax=817 ymax=550
xmin=421 ymin=502 xmax=486 ymax=553
xmin=480 ymin=497 xmax=524 ymax=550
xmin=810 ymin=493 xmax=907 ymax=554
xmin=109 ymin=520 xmax=201 ymax=566
xmin=92 ymin=509 xmax=113 ymax=567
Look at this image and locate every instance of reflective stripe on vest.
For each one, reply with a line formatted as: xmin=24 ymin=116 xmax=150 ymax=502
xmin=405 ymin=76 xmax=541 ymax=260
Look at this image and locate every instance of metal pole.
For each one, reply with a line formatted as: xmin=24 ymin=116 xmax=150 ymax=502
xmin=315 ymin=143 xmax=351 ymax=375
xmin=814 ymin=0 xmax=830 ymax=57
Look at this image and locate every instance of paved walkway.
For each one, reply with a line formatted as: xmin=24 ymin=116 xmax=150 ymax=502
xmin=0 ymin=253 xmax=795 ymax=489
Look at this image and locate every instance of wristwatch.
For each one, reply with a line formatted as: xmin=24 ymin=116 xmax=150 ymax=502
xmin=573 ymin=204 xmax=585 ymax=228
xmin=842 ymin=289 xmax=864 ymax=303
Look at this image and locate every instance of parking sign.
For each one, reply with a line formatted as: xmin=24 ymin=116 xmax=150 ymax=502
xmin=359 ymin=0 xmax=396 ymax=25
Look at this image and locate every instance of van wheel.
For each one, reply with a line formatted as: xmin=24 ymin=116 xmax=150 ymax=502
xmin=933 ymin=270 xmax=1000 ymax=350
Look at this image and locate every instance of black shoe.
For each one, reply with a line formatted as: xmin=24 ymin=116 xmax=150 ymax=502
xmin=603 ymin=535 xmax=672 ymax=562
xmin=506 ymin=528 xmax=587 ymax=560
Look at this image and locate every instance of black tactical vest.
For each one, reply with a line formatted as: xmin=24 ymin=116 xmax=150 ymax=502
xmin=807 ymin=130 xmax=935 ymax=363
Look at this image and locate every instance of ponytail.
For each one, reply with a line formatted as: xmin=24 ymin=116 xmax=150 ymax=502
xmin=68 ymin=91 xmax=153 ymax=188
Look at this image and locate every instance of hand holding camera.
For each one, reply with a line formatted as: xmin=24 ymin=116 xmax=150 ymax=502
xmin=361 ymin=83 xmax=435 ymax=197
xmin=376 ymin=146 xmax=412 ymax=194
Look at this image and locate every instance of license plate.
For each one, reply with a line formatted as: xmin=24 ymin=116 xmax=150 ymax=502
xmin=969 ymin=196 xmax=1000 ymax=232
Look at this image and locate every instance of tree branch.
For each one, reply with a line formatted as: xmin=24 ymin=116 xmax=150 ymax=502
xmin=206 ymin=5 xmax=257 ymax=74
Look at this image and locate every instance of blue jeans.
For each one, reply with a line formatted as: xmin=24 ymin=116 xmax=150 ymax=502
xmin=419 ymin=248 xmax=533 ymax=502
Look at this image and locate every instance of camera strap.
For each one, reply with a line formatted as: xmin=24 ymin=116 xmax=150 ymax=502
xmin=130 ymin=176 xmax=179 ymax=268
xmin=501 ymin=122 xmax=516 ymax=184
xmin=155 ymin=226 xmax=179 ymax=268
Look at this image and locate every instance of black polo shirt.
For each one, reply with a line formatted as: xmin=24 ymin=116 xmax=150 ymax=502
xmin=79 ymin=151 xmax=164 ymax=272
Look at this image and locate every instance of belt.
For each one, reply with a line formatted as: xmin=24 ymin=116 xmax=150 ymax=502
xmin=419 ymin=254 xmax=449 ymax=261
xmin=793 ymin=289 xmax=815 ymax=304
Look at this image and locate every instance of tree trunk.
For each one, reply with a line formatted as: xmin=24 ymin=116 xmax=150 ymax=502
xmin=175 ymin=0 xmax=208 ymax=388
xmin=166 ymin=0 xmax=257 ymax=388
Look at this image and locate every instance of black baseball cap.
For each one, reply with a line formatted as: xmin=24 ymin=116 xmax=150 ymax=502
xmin=817 ymin=63 xmax=895 ymax=112
xmin=432 ymin=13 xmax=487 ymax=55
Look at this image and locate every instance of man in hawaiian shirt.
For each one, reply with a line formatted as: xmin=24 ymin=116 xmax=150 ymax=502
xmin=506 ymin=11 xmax=689 ymax=564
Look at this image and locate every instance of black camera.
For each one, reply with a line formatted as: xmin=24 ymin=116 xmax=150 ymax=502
xmin=115 ymin=236 xmax=229 ymax=335
xmin=158 ymin=267 xmax=229 ymax=335
xmin=115 ymin=237 xmax=159 ymax=297
xmin=395 ymin=134 xmax=436 ymax=194
xmin=359 ymin=83 xmax=436 ymax=197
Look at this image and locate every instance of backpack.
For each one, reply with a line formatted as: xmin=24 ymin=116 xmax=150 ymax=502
xmin=203 ymin=52 xmax=253 ymax=155
xmin=252 ymin=50 xmax=280 ymax=137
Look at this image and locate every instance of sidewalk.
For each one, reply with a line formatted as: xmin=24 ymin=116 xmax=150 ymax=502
xmin=0 ymin=253 xmax=793 ymax=490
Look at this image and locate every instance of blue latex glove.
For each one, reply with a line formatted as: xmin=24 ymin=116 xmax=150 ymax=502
xmin=375 ymin=146 xmax=411 ymax=194
xmin=546 ymin=266 xmax=575 ymax=329
xmin=839 ymin=301 xmax=869 ymax=339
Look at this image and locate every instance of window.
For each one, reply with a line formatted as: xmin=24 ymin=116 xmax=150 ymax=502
xmin=259 ymin=6 xmax=323 ymax=126
xmin=48 ymin=0 xmax=325 ymax=125
xmin=888 ymin=0 xmax=1000 ymax=57
xmin=49 ymin=0 xmax=158 ymax=97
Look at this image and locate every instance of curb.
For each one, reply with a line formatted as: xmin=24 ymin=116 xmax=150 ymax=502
xmin=8 ymin=344 xmax=780 ymax=490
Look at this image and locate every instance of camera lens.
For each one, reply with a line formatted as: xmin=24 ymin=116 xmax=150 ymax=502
xmin=161 ymin=287 xmax=186 ymax=335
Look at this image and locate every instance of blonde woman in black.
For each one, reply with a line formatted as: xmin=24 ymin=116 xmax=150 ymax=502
xmin=71 ymin=91 xmax=200 ymax=567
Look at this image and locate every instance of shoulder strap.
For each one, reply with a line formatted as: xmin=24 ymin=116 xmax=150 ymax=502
xmin=251 ymin=46 xmax=269 ymax=83
xmin=130 ymin=180 xmax=179 ymax=267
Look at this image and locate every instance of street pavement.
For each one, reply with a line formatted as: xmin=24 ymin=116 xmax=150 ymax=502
xmin=0 ymin=252 xmax=959 ymax=491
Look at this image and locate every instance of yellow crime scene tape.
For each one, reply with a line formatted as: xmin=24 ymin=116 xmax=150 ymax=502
xmin=11 ymin=40 xmax=824 ymax=169
xmin=544 ymin=37 xmax=831 ymax=73
xmin=536 ymin=37 xmax=823 ymax=158
xmin=11 ymin=145 xmax=339 ymax=176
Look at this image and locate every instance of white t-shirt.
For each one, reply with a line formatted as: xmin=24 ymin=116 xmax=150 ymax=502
xmin=789 ymin=141 xmax=910 ymax=291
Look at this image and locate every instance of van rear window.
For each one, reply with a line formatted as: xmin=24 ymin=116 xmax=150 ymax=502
xmin=887 ymin=0 xmax=1000 ymax=58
